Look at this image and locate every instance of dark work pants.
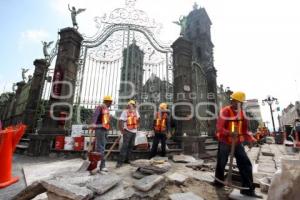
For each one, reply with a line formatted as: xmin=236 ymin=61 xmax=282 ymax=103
xmin=118 ymin=130 xmax=136 ymax=164
xmin=95 ymin=128 xmax=108 ymax=170
xmin=215 ymin=142 xmax=254 ymax=192
xmin=150 ymin=132 xmax=167 ymax=158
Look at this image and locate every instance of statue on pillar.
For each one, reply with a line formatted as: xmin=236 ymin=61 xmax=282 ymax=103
xmin=21 ymin=68 xmax=29 ymax=82
xmin=41 ymin=41 xmax=53 ymax=59
xmin=12 ymin=83 xmax=17 ymax=92
xmin=173 ymin=16 xmax=187 ymax=36
xmin=68 ymin=4 xmax=86 ymax=29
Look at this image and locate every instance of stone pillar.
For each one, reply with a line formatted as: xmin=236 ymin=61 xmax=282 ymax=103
xmin=23 ymin=59 xmax=49 ymax=133
xmin=172 ymin=37 xmax=197 ymax=136
xmin=40 ymin=27 xmax=83 ymax=134
xmin=172 ymin=37 xmax=208 ymax=157
xmin=206 ymin=67 xmax=218 ymax=137
xmin=11 ymin=81 xmax=26 ymax=124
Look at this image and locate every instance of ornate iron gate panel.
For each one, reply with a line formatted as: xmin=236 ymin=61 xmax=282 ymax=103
xmin=74 ymin=0 xmax=173 ymax=120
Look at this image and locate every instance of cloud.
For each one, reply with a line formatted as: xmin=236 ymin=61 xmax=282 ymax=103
xmin=21 ymin=29 xmax=49 ymax=43
xmin=18 ymin=29 xmax=49 ymax=51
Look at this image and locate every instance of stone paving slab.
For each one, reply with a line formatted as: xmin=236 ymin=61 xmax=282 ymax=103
xmin=41 ymin=179 xmax=93 ymax=200
xmin=229 ymin=189 xmax=267 ymax=200
xmin=172 ymin=155 xmax=196 ymax=163
xmin=169 ymin=192 xmax=204 ymax=200
xmin=87 ymin=173 xmax=121 ymax=195
xmin=166 ymin=172 xmax=188 ymax=184
xmin=133 ymin=175 xmax=164 ymax=192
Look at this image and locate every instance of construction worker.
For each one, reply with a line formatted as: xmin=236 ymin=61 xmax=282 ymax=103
xmin=214 ymin=91 xmax=262 ymax=198
xmin=149 ymin=103 xmax=171 ymax=158
xmin=116 ymin=100 xmax=140 ymax=168
xmin=92 ymin=95 xmax=113 ymax=172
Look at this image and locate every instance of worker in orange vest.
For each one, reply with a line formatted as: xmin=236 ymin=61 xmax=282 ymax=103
xmin=116 ymin=100 xmax=140 ymax=168
xmin=214 ymin=91 xmax=262 ymax=198
xmin=149 ymin=103 xmax=171 ymax=158
xmin=92 ymin=95 xmax=113 ymax=173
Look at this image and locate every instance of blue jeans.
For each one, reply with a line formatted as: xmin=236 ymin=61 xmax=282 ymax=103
xmin=95 ymin=128 xmax=108 ymax=170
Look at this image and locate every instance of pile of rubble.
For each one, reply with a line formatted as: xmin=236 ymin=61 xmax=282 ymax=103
xmin=14 ymin=154 xmax=214 ymax=200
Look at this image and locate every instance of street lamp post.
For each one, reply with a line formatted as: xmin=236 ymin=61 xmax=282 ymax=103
xmin=262 ymin=96 xmax=279 ymax=133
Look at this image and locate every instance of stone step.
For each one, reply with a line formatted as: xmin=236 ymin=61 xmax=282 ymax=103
xmin=205 ymin=144 xmax=218 ymax=151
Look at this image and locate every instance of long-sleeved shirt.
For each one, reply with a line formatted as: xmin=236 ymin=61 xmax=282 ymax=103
xmin=92 ymin=104 xmax=105 ymax=126
xmin=216 ymin=106 xmax=256 ymax=145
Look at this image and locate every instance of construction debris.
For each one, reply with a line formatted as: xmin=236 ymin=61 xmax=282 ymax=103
xmin=166 ymin=172 xmax=188 ymax=184
xmin=172 ymin=154 xmax=196 ymax=163
xmin=169 ymin=192 xmax=204 ymax=200
xmin=86 ymin=174 xmax=121 ymax=195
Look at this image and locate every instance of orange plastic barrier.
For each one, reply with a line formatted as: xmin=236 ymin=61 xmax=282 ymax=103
xmin=0 ymin=124 xmax=26 ymax=189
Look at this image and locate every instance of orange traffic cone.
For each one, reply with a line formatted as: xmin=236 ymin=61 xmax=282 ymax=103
xmin=0 ymin=124 xmax=26 ymax=189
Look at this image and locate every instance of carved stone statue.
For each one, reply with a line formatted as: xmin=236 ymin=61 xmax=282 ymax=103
xmin=12 ymin=83 xmax=17 ymax=92
xmin=68 ymin=4 xmax=86 ymax=29
xmin=21 ymin=68 xmax=29 ymax=82
xmin=173 ymin=16 xmax=187 ymax=36
xmin=42 ymin=41 xmax=53 ymax=59
xmin=28 ymin=75 xmax=33 ymax=82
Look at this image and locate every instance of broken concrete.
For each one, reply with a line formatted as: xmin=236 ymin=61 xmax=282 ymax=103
xmin=87 ymin=174 xmax=121 ymax=195
xmin=77 ymin=161 xmax=91 ymax=172
xmin=185 ymin=160 xmax=204 ymax=169
xmin=131 ymin=159 xmax=152 ymax=168
xmin=169 ymin=192 xmax=204 ymax=200
xmin=132 ymin=180 xmax=166 ymax=199
xmin=172 ymin=155 xmax=196 ymax=163
xmin=167 ymin=172 xmax=188 ymax=184
xmin=94 ymin=183 xmax=134 ymax=200
xmin=192 ymin=172 xmax=215 ymax=183
xmin=41 ymin=179 xmax=93 ymax=200
xmin=133 ymin=175 xmax=164 ymax=192
xmin=47 ymin=192 xmax=72 ymax=200
xmin=53 ymin=172 xmax=93 ymax=187
xmin=12 ymin=181 xmax=46 ymax=200
xmin=132 ymin=170 xmax=147 ymax=179
xmin=132 ymin=159 xmax=172 ymax=174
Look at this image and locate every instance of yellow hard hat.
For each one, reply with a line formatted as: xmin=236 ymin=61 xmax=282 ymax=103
xmin=103 ymin=96 xmax=113 ymax=102
xmin=230 ymin=91 xmax=246 ymax=102
xmin=128 ymin=100 xmax=136 ymax=105
xmin=159 ymin=103 xmax=168 ymax=110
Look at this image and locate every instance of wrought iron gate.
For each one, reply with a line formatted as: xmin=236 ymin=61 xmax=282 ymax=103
xmin=73 ymin=0 xmax=173 ymax=125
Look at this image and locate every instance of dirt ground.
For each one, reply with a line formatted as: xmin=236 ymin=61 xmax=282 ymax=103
xmin=159 ymin=179 xmax=232 ymax=200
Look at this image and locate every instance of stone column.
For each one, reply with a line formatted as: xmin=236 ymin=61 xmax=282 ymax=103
xmin=10 ymin=81 xmax=26 ymax=125
xmin=23 ymin=59 xmax=49 ymax=133
xmin=40 ymin=27 xmax=83 ymax=134
xmin=172 ymin=37 xmax=197 ymax=136
xmin=205 ymin=67 xmax=218 ymax=136
xmin=172 ymin=37 xmax=208 ymax=158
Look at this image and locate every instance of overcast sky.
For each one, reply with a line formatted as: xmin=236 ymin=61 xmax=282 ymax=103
xmin=0 ymin=0 xmax=299 ymax=130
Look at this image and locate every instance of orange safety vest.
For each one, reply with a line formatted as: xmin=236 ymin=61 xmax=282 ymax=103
xmin=154 ymin=112 xmax=168 ymax=132
xmin=126 ymin=111 xmax=138 ymax=130
xmin=226 ymin=108 xmax=245 ymax=144
xmin=100 ymin=106 xmax=110 ymax=130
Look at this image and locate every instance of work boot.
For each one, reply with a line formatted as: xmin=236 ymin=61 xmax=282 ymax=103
xmin=211 ymin=181 xmax=224 ymax=188
xmin=124 ymin=160 xmax=131 ymax=164
xmin=240 ymin=190 xmax=263 ymax=199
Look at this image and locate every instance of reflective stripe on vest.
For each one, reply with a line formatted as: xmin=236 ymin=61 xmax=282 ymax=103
xmin=154 ymin=112 xmax=168 ymax=132
xmin=127 ymin=111 xmax=138 ymax=130
xmin=227 ymin=107 xmax=244 ymax=144
xmin=100 ymin=106 xmax=110 ymax=130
